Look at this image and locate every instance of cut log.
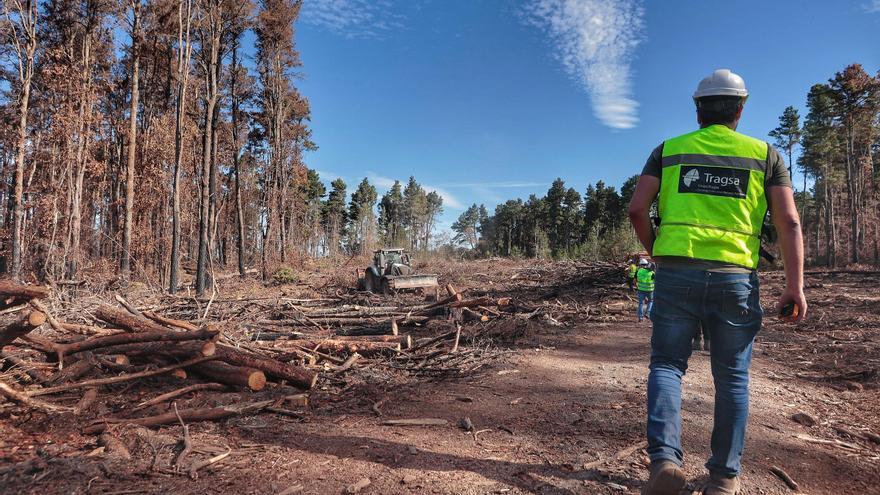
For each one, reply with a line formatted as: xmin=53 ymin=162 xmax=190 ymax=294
xmin=142 ymin=311 xmax=199 ymax=332
xmin=53 ymin=328 xmax=219 ymax=363
xmin=189 ymin=361 xmax=266 ymax=391
xmin=30 ymin=355 xmax=216 ymax=396
xmin=0 ymin=309 xmax=47 ymax=347
xmin=94 ymin=305 xmax=172 ymax=334
xmin=214 ymin=345 xmax=317 ymax=389
xmin=91 ymin=341 xmax=216 ymax=360
xmin=83 ymin=399 xmax=274 ymax=435
xmin=0 ymin=281 xmax=51 ymax=300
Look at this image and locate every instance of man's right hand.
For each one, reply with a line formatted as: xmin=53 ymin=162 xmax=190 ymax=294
xmin=777 ymin=286 xmax=807 ymax=322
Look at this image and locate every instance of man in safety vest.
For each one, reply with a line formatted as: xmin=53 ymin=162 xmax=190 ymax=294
xmin=627 ymin=259 xmax=639 ymax=291
xmin=636 ymin=260 xmax=654 ymax=322
xmin=628 ymin=69 xmax=806 ymax=495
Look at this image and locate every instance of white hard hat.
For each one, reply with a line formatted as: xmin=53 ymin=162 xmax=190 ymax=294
xmin=639 ymin=259 xmax=648 ymax=266
xmin=693 ymin=69 xmax=749 ymax=99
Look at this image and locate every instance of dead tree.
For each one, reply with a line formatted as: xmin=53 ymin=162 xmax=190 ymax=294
xmin=169 ymin=0 xmax=195 ymax=293
xmin=2 ymin=0 xmax=39 ymax=278
xmin=120 ymin=0 xmax=142 ymax=278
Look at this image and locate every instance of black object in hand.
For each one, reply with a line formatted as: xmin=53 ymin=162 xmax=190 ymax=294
xmin=780 ymin=303 xmax=795 ymax=317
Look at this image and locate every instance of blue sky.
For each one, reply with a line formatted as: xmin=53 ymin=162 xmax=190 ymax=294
xmin=293 ymin=0 xmax=880 ymax=231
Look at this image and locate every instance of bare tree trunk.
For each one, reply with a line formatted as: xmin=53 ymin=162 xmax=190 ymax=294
xmin=230 ymin=40 xmax=246 ymax=277
xmin=68 ymin=17 xmax=96 ymax=280
xmin=169 ymin=0 xmax=193 ymax=293
xmin=5 ymin=0 xmax=38 ymax=279
xmin=121 ymin=0 xmax=142 ymax=279
xmin=196 ymin=1 xmax=221 ymax=296
xmin=826 ymin=173 xmax=837 ymax=267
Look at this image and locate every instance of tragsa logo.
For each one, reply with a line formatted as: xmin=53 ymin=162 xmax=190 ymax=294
xmin=683 ymin=168 xmax=700 ymax=187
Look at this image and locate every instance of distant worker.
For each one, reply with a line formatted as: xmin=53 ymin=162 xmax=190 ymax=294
xmin=635 ymin=259 xmax=654 ymax=322
xmin=693 ymin=322 xmax=710 ymax=352
xmin=627 ymin=259 xmax=639 ymax=291
xmin=628 ymin=69 xmax=806 ymax=495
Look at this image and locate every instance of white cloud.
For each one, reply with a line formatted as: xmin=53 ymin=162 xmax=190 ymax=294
xmin=366 ymin=172 xmax=397 ymax=189
xmin=300 ymin=0 xmax=405 ymax=39
xmin=425 ymin=185 xmax=464 ymax=210
xmin=367 ymin=172 xmax=464 ymax=210
xmin=867 ymin=0 xmax=880 ymax=12
xmin=439 ymin=181 xmax=546 ymax=189
xmin=524 ymin=0 xmax=645 ymax=130
xmin=314 ymin=169 xmax=345 ymax=182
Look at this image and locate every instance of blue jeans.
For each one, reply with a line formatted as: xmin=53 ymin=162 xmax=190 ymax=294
xmin=646 ymin=267 xmax=762 ymax=476
xmin=637 ymin=290 xmax=653 ymax=320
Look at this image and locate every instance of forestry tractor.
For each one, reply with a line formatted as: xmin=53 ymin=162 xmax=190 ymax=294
xmin=357 ymin=248 xmax=438 ymax=294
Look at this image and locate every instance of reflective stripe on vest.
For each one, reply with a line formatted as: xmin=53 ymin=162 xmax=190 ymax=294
xmin=652 ymin=125 xmax=769 ymax=269
xmin=636 ymin=268 xmax=654 ymax=292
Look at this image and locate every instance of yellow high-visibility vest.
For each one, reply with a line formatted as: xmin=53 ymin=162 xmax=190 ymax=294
xmin=653 ymin=125 xmax=769 ymax=269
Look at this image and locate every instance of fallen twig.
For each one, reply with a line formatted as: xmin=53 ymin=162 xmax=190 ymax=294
xmin=0 ymin=381 xmax=72 ymax=413
xmin=770 ymin=466 xmax=799 ymax=491
xmin=189 ymin=447 xmax=231 ymax=480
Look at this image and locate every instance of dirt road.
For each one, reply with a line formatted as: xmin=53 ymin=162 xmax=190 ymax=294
xmin=2 ymin=267 xmax=879 ymax=494
xmin=223 ymin=316 xmax=876 ymax=495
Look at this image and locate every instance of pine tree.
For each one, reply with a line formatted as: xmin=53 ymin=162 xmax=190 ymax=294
xmin=452 ymin=204 xmax=481 ymax=250
xmin=347 ymin=178 xmax=378 ymax=255
xmin=799 ymin=84 xmax=842 ymax=266
xmin=828 ymin=64 xmax=880 ymax=263
xmin=323 ymin=178 xmax=347 ymax=255
xmin=378 ymin=181 xmax=404 ymax=246
xmin=402 ymin=176 xmax=427 ymax=250
xmin=769 ymin=106 xmax=802 ymax=182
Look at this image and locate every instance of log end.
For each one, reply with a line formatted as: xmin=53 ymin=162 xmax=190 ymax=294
xmin=171 ymin=369 xmax=188 ymax=380
xmin=113 ymin=355 xmax=130 ymax=365
xmin=249 ymin=371 xmax=267 ymax=391
xmin=27 ymin=310 xmax=47 ymax=327
xmin=201 ymin=342 xmax=217 ymax=357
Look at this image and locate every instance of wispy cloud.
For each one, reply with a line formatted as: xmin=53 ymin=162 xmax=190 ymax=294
xmin=300 ymin=0 xmax=405 ymax=39
xmin=314 ymin=169 xmax=345 ymax=182
xmin=866 ymin=0 xmax=880 ymax=12
xmin=524 ymin=0 xmax=645 ymax=130
xmin=367 ymin=172 xmax=465 ymax=210
xmin=439 ymin=181 xmax=546 ymax=189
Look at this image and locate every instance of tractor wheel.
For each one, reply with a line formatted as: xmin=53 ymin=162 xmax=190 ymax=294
xmin=364 ymin=272 xmax=377 ymax=293
xmin=380 ymin=277 xmax=392 ymax=295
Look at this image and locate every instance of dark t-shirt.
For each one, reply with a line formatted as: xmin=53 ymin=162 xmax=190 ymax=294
xmin=642 ymin=135 xmax=792 ymax=272
xmin=641 ymin=142 xmax=792 ymax=188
